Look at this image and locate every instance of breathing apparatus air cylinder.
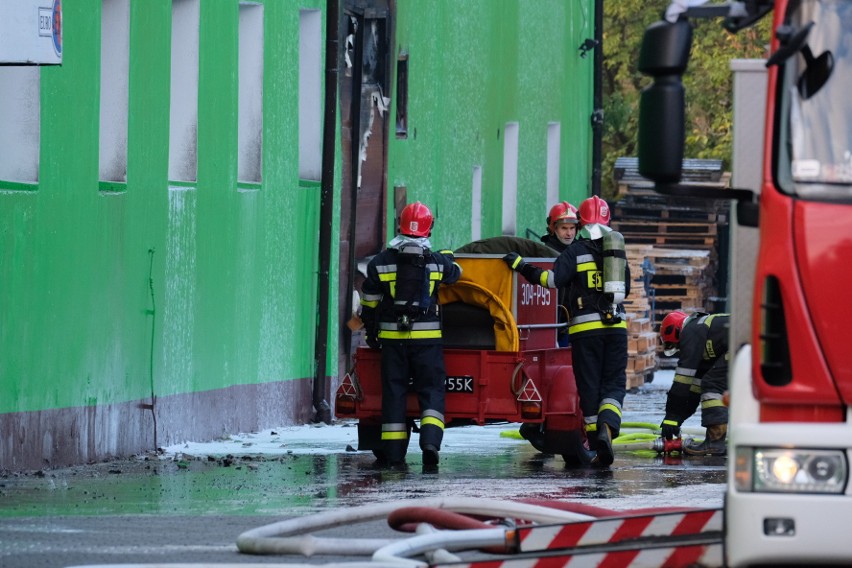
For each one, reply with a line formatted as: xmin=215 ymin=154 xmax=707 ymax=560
xmin=601 ymin=230 xmax=627 ymax=324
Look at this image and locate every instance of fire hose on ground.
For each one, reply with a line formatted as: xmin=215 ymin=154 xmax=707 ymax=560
xmin=501 ymin=421 xmax=707 ymax=455
xmin=69 ymin=497 xmax=700 ymax=568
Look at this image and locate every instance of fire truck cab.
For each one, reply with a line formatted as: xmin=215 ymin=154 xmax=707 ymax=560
xmin=335 ymin=252 xmax=590 ymax=466
xmin=638 ymin=1 xmax=852 ymax=565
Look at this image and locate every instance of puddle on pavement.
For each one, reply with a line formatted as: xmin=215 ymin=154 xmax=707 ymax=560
xmin=0 ymin=377 xmax=726 ymax=518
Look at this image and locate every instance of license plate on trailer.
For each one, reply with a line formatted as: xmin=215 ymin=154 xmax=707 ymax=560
xmin=445 ymin=375 xmax=474 ymax=393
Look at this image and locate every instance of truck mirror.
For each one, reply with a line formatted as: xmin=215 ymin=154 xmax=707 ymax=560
xmin=637 ymin=19 xmax=693 ymax=184
xmin=797 ymin=45 xmax=833 ymax=100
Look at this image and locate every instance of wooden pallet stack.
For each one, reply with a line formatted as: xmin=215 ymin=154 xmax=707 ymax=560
xmin=612 ymin=157 xmax=731 ymax=368
xmin=624 ymin=244 xmax=658 ymax=389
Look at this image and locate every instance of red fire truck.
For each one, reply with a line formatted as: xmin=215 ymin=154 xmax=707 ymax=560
xmin=638 ymin=0 xmax=852 ymax=565
xmin=335 ymin=252 xmax=591 ymax=466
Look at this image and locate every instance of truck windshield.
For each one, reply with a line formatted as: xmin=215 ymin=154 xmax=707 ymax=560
xmin=778 ymin=0 xmax=852 ymax=200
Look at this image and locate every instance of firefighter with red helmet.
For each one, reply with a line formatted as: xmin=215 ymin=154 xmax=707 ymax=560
xmin=543 ymin=201 xmax=579 ymax=251
xmin=359 ymin=201 xmax=462 ymax=471
xmin=542 ymin=201 xmax=579 ymax=347
xmin=659 ymin=311 xmax=731 ymax=456
xmin=504 ymin=195 xmax=630 ymax=467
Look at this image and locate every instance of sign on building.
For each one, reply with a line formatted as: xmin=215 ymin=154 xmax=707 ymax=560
xmin=0 ymin=0 xmax=62 ymax=65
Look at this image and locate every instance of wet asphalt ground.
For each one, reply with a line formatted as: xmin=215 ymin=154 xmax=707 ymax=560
xmin=0 ymin=372 xmax=727 ymax=567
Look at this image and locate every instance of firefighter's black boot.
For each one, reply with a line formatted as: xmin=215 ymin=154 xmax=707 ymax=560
xmin=422 ymin=444 xmax=439 ymax=473
xmin=684 ymin=424 xmax=727 ymax=456
xmin=592 ymin=424 xmax=614 ymax=467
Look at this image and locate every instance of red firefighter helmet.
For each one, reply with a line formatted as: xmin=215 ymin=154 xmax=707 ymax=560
xmin=399 ymin=201 xmax=434 ymax=237
xmin=578 ymin=195 xmax=611 ymax=227
xmin=546 ymin=201 xmax=579 ymax=233
xmin=660 ymin=310 xmax=689 ymax=355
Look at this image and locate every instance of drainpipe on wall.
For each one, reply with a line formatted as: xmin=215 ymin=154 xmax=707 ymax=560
xmin=591 ymin=0 xmax=603 ymax=197
xmin=313 ymin=0 xmax=339 ymax=425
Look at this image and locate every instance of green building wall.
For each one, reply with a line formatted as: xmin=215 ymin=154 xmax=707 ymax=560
xmin=0 ymin=0 xmax=594 ymax=471
xmin=388 ymin=0 xmax=593 ymax=248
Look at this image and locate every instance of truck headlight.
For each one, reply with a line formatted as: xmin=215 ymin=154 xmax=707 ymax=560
xmin=735 ymin=448 xmax=847 ymax=494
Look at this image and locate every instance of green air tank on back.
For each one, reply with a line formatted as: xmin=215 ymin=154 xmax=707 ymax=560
xmin=602 ymin=230 xmax=626 ymax=323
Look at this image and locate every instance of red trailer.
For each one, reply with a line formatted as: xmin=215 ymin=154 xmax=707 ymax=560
xmin=335 ymin=254 xmax=589 ymax=465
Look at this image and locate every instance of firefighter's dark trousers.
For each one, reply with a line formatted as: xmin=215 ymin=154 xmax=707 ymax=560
xmin=379 ymin=340 xmax=446 ymax=463
xmin=699 ymin=354 xmax=729 ymax=427
xmin=666 ymin=354 xmax=730 ymax=429
xmin=570 ymin=331 xmax=628 ymax=438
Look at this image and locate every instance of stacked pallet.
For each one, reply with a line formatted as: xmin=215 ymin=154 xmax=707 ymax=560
xmin=625 ymin=313 xmax=658 ymax=391
xmin=623 ymin=243 xmax=658 ymax=389
xmin=612 ymin=157 xmax=731 ymax=368
xmin=646 ymin=248 xmax=714 ymax=317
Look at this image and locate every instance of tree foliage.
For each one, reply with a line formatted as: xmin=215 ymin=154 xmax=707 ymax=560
xmin=601 ymin=1 xmax=772 ymax=200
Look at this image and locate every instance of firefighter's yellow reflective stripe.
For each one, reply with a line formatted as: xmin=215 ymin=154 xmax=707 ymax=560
xmin=421 ymin=416 xmax=444 ymax=430
xmin=381 ymin=422 xmax=408 ymax=441
xmin=568 ymin=319 xmax=627 ymax=334
xmin=673 ymin=374 xmax=693 ymax=385
xmin=690 ymin=385 xmax=701 ymax=394
xmin=701 ymin=313 xmax=729 ymax=327
xmin=381 ymin=431 xmax=408 ymax=440
xmin=577 ymin=261 xmax=597 ymax=272
xmin=429 ymin=271 xmax=442 ymax=281
xmin=379 ymin=329 xmax=443 ymax=339
xmin=701 ymin=399 xmax=725 ymax=409
xmin=360 ymin=299 xmax=379 ymax=308
xmin=539 ymin=271 xmax=549 ymax=287
xmin=705 ymin=340 xmax=717 ymax=359
xmin=662 ymin=419 xmax=679 ymax=427
xmin=599 ymin=403 xmax=622 ymax=417
xmin=379 ymin=272 xmax=395 ymax=282
xmin=510 ymin=256 xmax=523 ymax=269
xmin=585 ymin=423 xmax=597 ymax=433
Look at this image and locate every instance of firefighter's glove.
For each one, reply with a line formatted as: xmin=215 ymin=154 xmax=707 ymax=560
xmin=503 ymin=252 xmax=525 ymax=272
xmin=660 ymin=419 xmax=681 ymax=440
xmin=504 ymin=253 xmax=542 ymax=286
xmin=366 ymin=335 xmax=381 ymax=350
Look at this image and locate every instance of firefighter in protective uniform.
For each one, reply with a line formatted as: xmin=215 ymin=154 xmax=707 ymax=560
xmin=541 ymin=201 xmax=579 ymax=348
xmin=659 ymin=311 xmax=730 ymax=456
xmin=516 ymin=201 xmax=581 ymax=451
xmin=359 ymin=202 xmax=462 ymax=470
xmin=504 ymin=196 xmax=630 ymax=466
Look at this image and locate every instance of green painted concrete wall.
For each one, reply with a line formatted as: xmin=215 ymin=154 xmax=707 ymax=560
xmin=0 ymin=0 xmax=594 ymax=469
xmin=388 ymin=0 xmax=593 ymax=248
xmin=1 ymin=0 xmax=325 ymax=415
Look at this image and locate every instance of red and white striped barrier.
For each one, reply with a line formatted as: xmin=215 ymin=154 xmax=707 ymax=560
xmin=434 ymin=509 xmax=724 ymax=568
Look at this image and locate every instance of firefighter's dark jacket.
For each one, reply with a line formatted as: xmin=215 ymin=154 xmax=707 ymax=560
xmin=360 ymin=240 xmax=462 ymax=343
xmin=526 ymin=237 xmax=631 ymax=336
